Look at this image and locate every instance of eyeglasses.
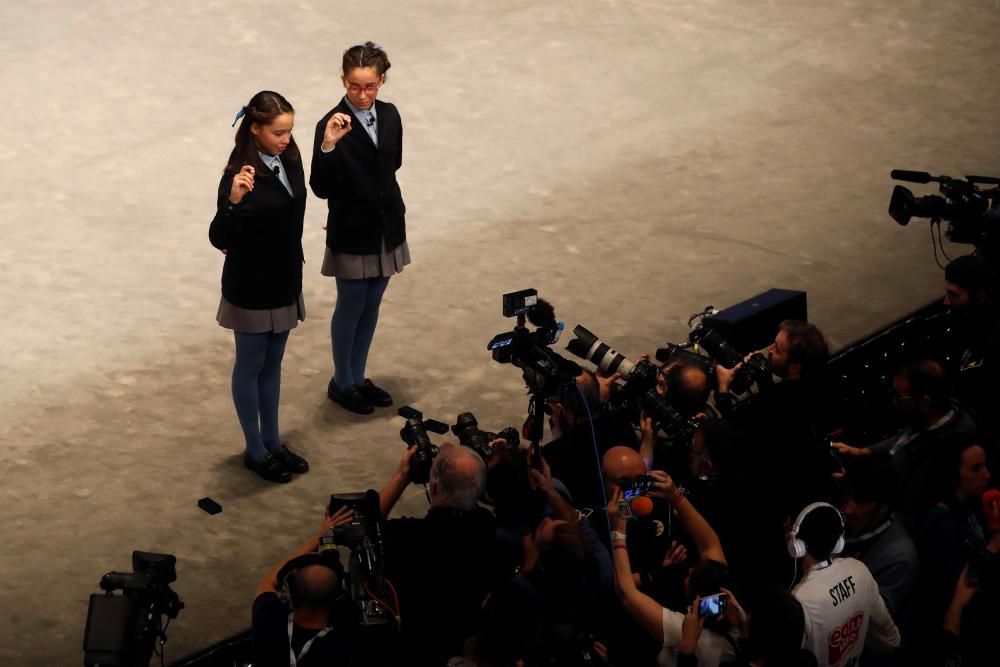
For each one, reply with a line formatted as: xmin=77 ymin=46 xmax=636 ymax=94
xmin=345 ymin=81 xmax=381 ymax=94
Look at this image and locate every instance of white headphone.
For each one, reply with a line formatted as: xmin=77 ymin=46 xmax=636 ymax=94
xmin=787 ymin=502 xmax=845 ymax=559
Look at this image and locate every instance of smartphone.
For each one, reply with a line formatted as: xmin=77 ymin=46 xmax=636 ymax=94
xmin=698 ymin=593 xmax=727 ymax=618
xmin=826 ymin=440 xmax=846 ymax=475
xmin=622 ymin=475 xmax=655 ymax=500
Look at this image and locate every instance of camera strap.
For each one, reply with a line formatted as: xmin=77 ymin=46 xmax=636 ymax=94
xmin=287 ymin=612 xmax=332 ymax=667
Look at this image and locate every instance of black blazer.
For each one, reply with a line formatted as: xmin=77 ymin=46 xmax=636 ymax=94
xmin=310 ymin=98 xmax=406 ymax=255
xmin=208 ymin=158 xmax=306 ymax=310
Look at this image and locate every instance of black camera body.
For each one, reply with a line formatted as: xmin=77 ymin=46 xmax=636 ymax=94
xmin=84 ymin=551 xmax=184 ymax=667
xmin=640 ymin=389 xmax=700 ymax=444
xmin=451 ymin=412 xmax=521 ymax=462
xmin=690 ymin=324 xmax=773 ymax=396
xmin=398 ymin=405 xmax=449 ymax=484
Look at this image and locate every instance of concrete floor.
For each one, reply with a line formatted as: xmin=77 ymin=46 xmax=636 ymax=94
xmin=2 ymin=0 xmax=998 ymax=663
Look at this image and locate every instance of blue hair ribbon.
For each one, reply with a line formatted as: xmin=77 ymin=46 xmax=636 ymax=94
xmin=232 ymin=106 xmax=247 ymax=127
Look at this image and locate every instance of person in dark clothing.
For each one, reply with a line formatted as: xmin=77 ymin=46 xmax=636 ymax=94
xmin=715 ymin=321 xmax=835 ymax=522
xmin=943 ymin=254 xmax=1000 ymax=438
xmin=913 ymin=436 xmax=999 ymax=659
xmin=310 ymin=42 xmax=410 ymax=415
xmin=209 ymin=90 xmax=310 ymax=484
xmin=683 ymin=419 xmax=786 ymax=588
xmin=251 ymin=507 xmax=359 ymax=667
xmin=839 ymin=457 xmax=918 ymax=660
xmin=377 ymin=442 xmax=501 ymax=665
xmin=541 ymin=370 xmax=637 ymax=511
xmin=834 ymin=358 xmax=980 ymax=523
xmin=471 ymin=458 xmax=613 ymax=667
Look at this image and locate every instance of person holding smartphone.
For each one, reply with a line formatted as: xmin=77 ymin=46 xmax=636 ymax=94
xmin=609 ymin=471 xmax=740 ymax=667
xmin=210 ymin=91 xmax=310 ymax=483
xmin=310 ymin=41 xmax=410 ymax=415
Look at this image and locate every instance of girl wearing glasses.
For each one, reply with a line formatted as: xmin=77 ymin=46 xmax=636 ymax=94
xmin=310 ymin=41 xmax=410 ymax=415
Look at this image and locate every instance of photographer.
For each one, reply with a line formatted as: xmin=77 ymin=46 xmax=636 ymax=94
xmin=714 ymin=321 xmax=834 ymax=519
xmin=644 ymin=357 xmax=713 ymax=474
xmin=252 ymin=506 xmax=359 ymax=667
xmin=542 ymin=369 xmax=638 ymax=511
xmin=378 ymin=442 xmax=500 ymax=665
xmin=469 ymin=461 xmax=613 ymax=666
xmin=679 ymin=418 xmax=784 ymax=587
xmin=610 ymin=470 xmax=739 ymax=667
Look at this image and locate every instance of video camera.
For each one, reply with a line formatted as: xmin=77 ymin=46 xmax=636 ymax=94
xmin=889 ymin=169 xmax=999 ymax=247
xmin=319 ymin=490 xmax=396 ymax=630
xmin=488 ymin=289 xmax=582 ymax=397
xmin=84 ymin=551 xmax=184 ymax=667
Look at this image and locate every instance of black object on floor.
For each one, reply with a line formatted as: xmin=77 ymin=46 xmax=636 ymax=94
xmin=197 ymin=497 xmax=222 ymax=515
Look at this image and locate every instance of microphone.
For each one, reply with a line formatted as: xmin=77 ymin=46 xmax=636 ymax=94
xmin=272 ymin=165 xmax=280 ymax=177
xmin=366 ymin=115 xmax=376 ymax=128
xmin=890 ymin=169 xmax=932 ymax=184
xmin=983 ymin=488 xmax=1000 ymax=533
xmin=630 ymin=495 xmax=654 ymax=517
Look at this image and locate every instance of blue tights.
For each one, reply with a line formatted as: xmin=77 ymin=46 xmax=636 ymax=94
xmin=331 ymin=277 xmax=390 ymax=389
xmin=232 ymin=330 xmax=289 ymax=461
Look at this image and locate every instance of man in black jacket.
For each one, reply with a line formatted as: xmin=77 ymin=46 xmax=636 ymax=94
xmin=715 ymin=321 xmax=834 ymax=520
xmin=377 ymin=442 xmax=501 ymax=665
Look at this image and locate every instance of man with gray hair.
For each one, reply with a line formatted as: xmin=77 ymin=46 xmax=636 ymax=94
xmin=378 ymin=442 xmax=500 ymax=664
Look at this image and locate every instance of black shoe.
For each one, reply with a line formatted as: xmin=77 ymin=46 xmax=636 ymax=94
xmin=359 ymin=379 xmax=393 ymax=407
xmin=328 ymin=378 xmax=375 ymax=415
xmin=243 ymin=451 xmax=292 ymax=483
xmin=273 ymin=443 xmax=309 ymax=474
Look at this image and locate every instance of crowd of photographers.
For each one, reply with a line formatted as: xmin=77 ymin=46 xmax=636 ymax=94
xmin=252 ymin=254 xmax=1000 ymax=667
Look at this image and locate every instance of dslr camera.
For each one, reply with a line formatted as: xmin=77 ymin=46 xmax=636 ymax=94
xmin=566 ymin=325 xmax=700 ymax=443
xmin=451 ymin=411 xmax=520 ymax=462
xmin=398 ymin=405 xmax=450 ymax=485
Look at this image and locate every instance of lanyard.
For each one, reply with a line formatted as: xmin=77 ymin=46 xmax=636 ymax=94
xmin=287 ymin=612 xmax=332 ymax=667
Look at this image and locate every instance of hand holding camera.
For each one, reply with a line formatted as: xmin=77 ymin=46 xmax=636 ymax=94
xmin=648 ymin=470 xmax=682 ymax=505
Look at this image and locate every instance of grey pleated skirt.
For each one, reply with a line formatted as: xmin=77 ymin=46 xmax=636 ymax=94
xmin=321 ymin=238 xmax=411 ymax=280
xmin=216 ymin=293 xmax=306 ymax=333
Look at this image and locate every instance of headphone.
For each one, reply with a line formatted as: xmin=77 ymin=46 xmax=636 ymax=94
xmin=786 ymin=502 xmax=845 ymax=559
xmin=276 ymin=552 xmax=347 ymax=610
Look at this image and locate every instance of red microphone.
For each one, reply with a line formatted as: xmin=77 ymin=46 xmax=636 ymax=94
xmin=982 ymin=489 xmax=1000 ymax=533
xmin=630 ymin=495 xmax=654 ymax=517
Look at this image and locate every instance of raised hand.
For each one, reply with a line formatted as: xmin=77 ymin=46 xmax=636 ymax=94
xmin=322 ymin=112 xmax=353 ymax=150
xmin=229 ymin=165 xmax=255 ymax=205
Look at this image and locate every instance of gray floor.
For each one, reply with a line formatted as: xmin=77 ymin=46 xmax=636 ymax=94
xmin=2 ymin=0 xmax=998 ymax=663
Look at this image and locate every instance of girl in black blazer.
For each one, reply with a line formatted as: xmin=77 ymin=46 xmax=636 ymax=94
xmin=209 ymin=90 xmax=310 ymax=483
xmin=310 ymin=42 xmax=411 ymax=415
